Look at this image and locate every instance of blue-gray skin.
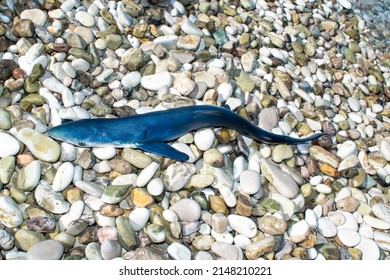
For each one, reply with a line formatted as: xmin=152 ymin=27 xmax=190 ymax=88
xmin=48 ymin=105 xmax=324 ymax=161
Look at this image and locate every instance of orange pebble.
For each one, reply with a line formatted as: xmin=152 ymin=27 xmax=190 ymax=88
xmin=17 ymin=154 xmax=34 ymax=166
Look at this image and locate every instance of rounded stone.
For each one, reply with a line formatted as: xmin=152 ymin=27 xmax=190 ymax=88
xmin=0 ymin=132 xmax=20 ymax=157
xmin=167 ymin=243 xmax=191 ymax=260
xmin=194 ymin=129 xmax=215 ymax=151
xmin=0 ymin=196 xmax=24 ymax=228
xmin=337 ymin=228 xmax=361 ymax=247
xmin=128 ymin=208 xmax=149 ymax=231
xmin=272 ymin=145 xmax=294 ymax=163
xmin=288 ymin=220 xmax=310 ymax=243
xmin=245 ymin=236 xmax=276 ymax=260
xmin=239 ymin=170 xmax=262 ymax=195
xmin=101 ymin=239 xmax=122 ymax=260
xmin=204 ymin=148 xmax=224 ymax=167
xmin=211 ymin=241 xmax=240 ymax=260
xmin=258 ymin=215 xmax=287 ymax=235
xmin=27 ymin=240 xmax=64 ymax=260
xmin=169 ymin=198 xmax=202 ymax=222
xmin=228 ymin=214 xmax=257 ymax=238
xmin=17 ymin=128 xmax=60 ymax=162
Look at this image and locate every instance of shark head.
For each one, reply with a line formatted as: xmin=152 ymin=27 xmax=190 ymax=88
xmin=48 ymin=120 xmax=99 ymax=147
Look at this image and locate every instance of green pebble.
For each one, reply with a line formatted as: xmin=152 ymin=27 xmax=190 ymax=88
xmin=30 ymin=64 xmax=45 ymax=82
xmin=213 ymin=29 xmax=229 ymax=46
xmin=69 ymin=48 xmax=94 ymax=64
xmin=106 ymin=34 xmax=123 ymax=50
xmin=22 ymin=94 xmax=45 ymax=105
xmin=259 ymin=198 xmax=281 ymax=213
xmin=116 ymin=216 xmax=137 ymax=251
xmin=235 ymin=70 xmax=255 ymax=92
xmin=343 ymin=48 xmax=357 ymax=64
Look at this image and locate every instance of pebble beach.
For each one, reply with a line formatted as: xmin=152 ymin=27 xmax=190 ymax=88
xmin=0 ymin=0 xmax=389 ymax=261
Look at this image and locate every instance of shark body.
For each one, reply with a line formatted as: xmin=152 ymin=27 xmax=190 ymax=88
xmin=48 ymin=105 xmax=323 ymax=161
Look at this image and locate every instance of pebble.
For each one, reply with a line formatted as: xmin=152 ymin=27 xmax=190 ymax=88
xmin=380 ymin=140 xmax=390 ymax=161
xmin=52 ymin=162 xmax=75 ymax=192
xmin=337 ymin=228 xmax=361 ymax=247
xmin=337 ymin=140 xmax=357 ymax=160
xmin=372 ymin=203 xmax=390 ymax=223
xmin=101 ymin=239 xmax=122 ymax=260
xmin=288 ymin=220 xmax=310 ymax=243
xmin=27 ymin=240 xmax=64 ymax=260
xmin=245 ymin=236 xmax=276 ymax=260
xmin=34 ymin=182 xmax=70 ymax=214
xmin=194 ymin=129 xmax=215 ymax=151
xmin=141 ymin=72 xmax=172 ymax=91
xmin=0 ymin=196 xmax=24 ymax=228
xmin=170 ymin=199 xmax=201 ymax=222
xmin=363 ymin=215 xmax=390 ymax=230
xmin=75 ymin=11 xmax=96 ymax=27
xmin=355 ymin=236 xmax=380 ymax=260
xmin=211 ymin=241 xmax=240 ymax=260
xmin=164 ymin=163 xmax=195 ymax=192
xmin=373 ymin=231 xmax=390 ymax=251
xmin=239 ymin=170 xmax=262 ymax=195
xmin=0 ymin=132 xmax=20 ymax=157
xmin=129 ymin=208 xmax=149 ymax=231
xmin=258 ymin=215 xmax=288 ymax=235
xmin=259 ymin=158 xmax=299 ymax=198
xmin=17 ymin=128 xmax=61 ymax=162
xmin=167 ymin=243 xmax=192 ymax=260
xmin=228 ymin=214 xmax=257 ymax=238
xmin=136 ymin=162 xmax=159 ymax=187
xmin=271 ymin=145 xmax=293 ymax=163
xmin=318 ymin=217 xmax=338 ymax=237
xmin=101 ymin=184 xmax=132 ymax=204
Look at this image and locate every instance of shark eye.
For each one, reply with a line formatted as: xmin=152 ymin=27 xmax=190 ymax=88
xmin=78 ymin=141 xmax=86 ymax=147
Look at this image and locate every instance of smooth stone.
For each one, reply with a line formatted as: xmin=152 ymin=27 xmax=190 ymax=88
xmin=204 ymin=148 xmax=224 ymax=167
xmin=17 ymin=128 xmax=61 ymax=162
xmin=318 ymin=217 xmax=338 ymax=237
xmin=85 ymin=242 xmax=103 ymax=260
xmin=272 ymin=145 xmax=293 ymax=163
xmin=164 ymin=162 xmax=196 ymax=192
xmin=0 ymin=108 xmax=12 ymax=129
xmin=363 ymin=215 xmax=390 ymax=230
xmin=141 ymin=72 xmax=172 ymax=91
xmin=192 ymin=234 xmax=215 ymax=250
xmin=136 ymin=162 xmax=159 ymax=187
xmin=121 ymin=71 xmax=142 ymax=88
xmin=116 ymin=216 xmax=137 ymax=251
xmin=128 ymin=208 xmax=149 ymax=231
xmin=245 ymin=236 xmax=276 ymax=260
xmin=42 ymin=77 xmax=74 ymax=107
xmin=373 ymin=231 xmax=390 ymax=251
xmin=327 ymin=211 xmax=346 ymax=227
xmin=181 ymin=17 xmax=204 ymax=37
xmin=194 ymin=129 xmax=215 ymax=151
xmin=16 ymin=160 xmax=41 ymax=191
xmin=130 ymin=188 xmax=154 ymax=208
xmin=372 ymin=203 xmax=390 ymax=223
xmin=211 ymin=213 xmax=228 ymax=234
xmin=15 ymin=229 xmax=45 ymax=251
xmin=337 ymin=228 xmax=361 ymax=247
xmin=337 ymin=211 xmax=358 ymax=231
xmin=145 ymin=224 xmax=166 ymax=243
xmin=355 ymin=236 xmax=380 ymax=260
xmin=211 ymin=241 xmax=240 ymax=260
xmin=170 ymin=199 xmax=201 ymax=222
xmin=258 ymin=215 xmax=287 ymax=235
xmin=75 ymin=11 xmax=95 ymax=27
xmin=92 ymin=147 xmax=117 ymax=160
xmin=309 ymin=146 xmax=341 ymax=168
xmin=154 ymin=35 xmax=179 ymax=50
xmin=0 ymin=132 xmax=20 ymax=157
xmin=0 ymin=156 xmax=15 ymax=184
xmin=177 ymin=34 xmax=201 ymax=51
xmin=101 ymin=239 xmax=122 ymax=260
xmin=239 ymin=170 xmax=261 ymax=195
xmin=27 ymin=240 xmax=64 ymax=260
xmin=270 ymin=193 xmax=295 ymax=220
xmin=228 ymin=214 xmax=257 ymax=238
xmin=337 ymin=140 xmax=357 ymax=160
xmin=147 ymin=178 xmax=164 ymax=196
xmin=288 ymin=220 xmax=310 ymax=243
xmin=65 ymin=219 xmax=88 ymax=236
xmin=75 ymin=181 xmax=104 ymax=198
xmin=380 ymin=140 xmax=390 ymax=161
xmin=0 ymin=196 xmax=24 ymax=228
xmin=58 ymin=200 xmax=84 ymax=231
xmin=34 ymin=182 xmax=70 ymax=214
xmin=101 ymin=185 xmax=132 ymax=204
xmin=338 ymin=0 xmax=352 ymax=9
xmin=259 ymin=158 xmax=299 ymax=198
xmin=121 ymin=48 xmax=146 ymax=71
xmin=52 ymin=162 xmax=75 ymax=192
xmin=167 ymin=243 xmax=192 ymax=260
xmin=121 ymin=148 xmax=152 ymax=169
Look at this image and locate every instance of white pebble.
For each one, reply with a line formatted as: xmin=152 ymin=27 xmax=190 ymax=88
xmin=52 ymin=162 xmax=75 ymax=192
xmin=136 ymin=162 xmax=159 ymax=187
xmin=318 ymin=217 xmax=338 ymax=237
xmin=239 ymin=170 xmax=261 ymax=195
xmin=337 ymin=228 xmax=361 ymax=247
xmin=128 ymin=208 xmax=149 ymax=231
xmin=92 ymin=147 xmax=117 ymax=160
xmin=167 ymin=243 xmax=192 ymax=260
xmin=146 ymin=178 xmax=164 ymax=196
xmin=228 ymin=214 xmax=257 ymax=238
xmin=0 ymin=132 xmax=20 ymax=157
xmin=194 ymin=129 xmax=215 ymax=151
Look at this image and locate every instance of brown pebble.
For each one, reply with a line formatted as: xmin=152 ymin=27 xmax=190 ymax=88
xmin=336 ymin=197 xmax=360 ymax=212
xmin=320 ymin=163 xmax=340 ymax=178
xmin=12 ymin=68 xmax=26 ymax=79
xmin=99 ymin=204 xmax=125 ymax=217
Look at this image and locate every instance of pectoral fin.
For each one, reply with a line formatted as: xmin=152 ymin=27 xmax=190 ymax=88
xmin=138 ymin=142 xmax=189 ymax=161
